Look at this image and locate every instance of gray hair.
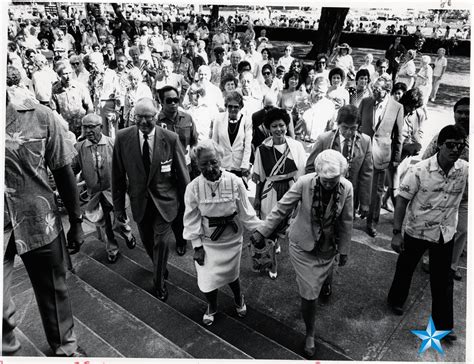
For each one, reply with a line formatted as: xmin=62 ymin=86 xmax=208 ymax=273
xmin=191 ymin=139 xmax=225 ymax=162
xmin=314 ymin=149 xmax=348 ymax=179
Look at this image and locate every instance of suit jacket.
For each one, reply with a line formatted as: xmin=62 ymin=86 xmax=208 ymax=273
xmin=212 ymin=111 xmax=253 ymax=171
xmin=358 ymin=96 xmax=404 ymax=169
xmin=112 ymin=125 xmax=190 ymax=224
xmin=305 ymin=130 xmax=373 ymax=209
xmin=258 ymin=173 xmax=353 ymax=255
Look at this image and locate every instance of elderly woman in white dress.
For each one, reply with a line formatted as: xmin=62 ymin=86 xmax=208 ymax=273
xmin=251 ymin=149 xmax=353 ymax=358
xmin=415 ymin=55 xmax=433 ymax=108
xmin=183 ymin=140 xmax=261 ymax=326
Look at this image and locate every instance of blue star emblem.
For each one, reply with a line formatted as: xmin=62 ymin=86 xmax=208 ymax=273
xmin=411 ymin=316 xmax=451 ymax=354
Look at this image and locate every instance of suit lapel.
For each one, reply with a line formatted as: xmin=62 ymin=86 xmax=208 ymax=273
xmin=129 ymin=126 xmax=146 ymax=176
xmin=148 ymin=126 xmax=162 ymax=183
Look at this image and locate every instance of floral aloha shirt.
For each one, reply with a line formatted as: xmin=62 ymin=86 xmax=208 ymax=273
xmin=4 ymin=99 xmax=77 ymax=255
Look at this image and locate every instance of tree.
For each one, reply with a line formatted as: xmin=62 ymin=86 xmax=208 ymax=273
xmin=111 ymin=3 xmax=132 ymax=34
xmin=306 ymin=7 xmax=349 ymax=60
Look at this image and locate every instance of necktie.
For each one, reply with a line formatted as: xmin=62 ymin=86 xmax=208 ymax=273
xmin=143 ymin=134 xmax=150 ymax=175
xmin=342 ymin=138 xmax=350 ymax=159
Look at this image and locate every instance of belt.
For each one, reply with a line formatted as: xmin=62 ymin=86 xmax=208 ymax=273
xmin=205 ymin=212 xmax=238 ymax=241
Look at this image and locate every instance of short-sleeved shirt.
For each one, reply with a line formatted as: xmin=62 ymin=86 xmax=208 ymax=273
xmin=51 ymin=80 xmax=93 ymax=129
xmin=158 ymin=110 xmax=198 ymax=164
xmin=4 ymin=100 xmax=77 ymax=255
xmin=398 ymin=155 xmax=468 ymax=243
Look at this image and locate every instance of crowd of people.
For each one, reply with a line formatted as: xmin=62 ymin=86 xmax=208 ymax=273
xmin=4 ymin=4 xmax=470 ymax=359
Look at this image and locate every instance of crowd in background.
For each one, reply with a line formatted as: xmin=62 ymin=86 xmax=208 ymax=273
xmin=4 ymin=3 xmax=469 ymax=359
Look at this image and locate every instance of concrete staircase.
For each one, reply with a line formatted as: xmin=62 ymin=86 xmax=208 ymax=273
xmin=7 ymin=229 xmax=351 ymax=360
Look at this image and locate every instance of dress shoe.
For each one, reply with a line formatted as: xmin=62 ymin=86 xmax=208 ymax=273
xmin=176 ymin=244 xmax=186 ymax=256
xmin=319 ymin=283 xmax=332 ymax=302
xmin=303 ymin=337 xmax=315 ymax=358
xmin=156 ymin=285 xmax=168 ymax=301
xmin=107 ymin=251 xmax=119 ymax=264
xmin=452 ymin=269 xmax=462 ymax=281
xmin=445 ymin=330 xmax=457 ymax=341
xmin=2 ymin=332 xmax=21 ymax=355
xmin=56 ymin=346 xmax=87 ymax=357
xmin=387 ymin=300 xmax=404 ymax=316
xmin=120 ymin=232 xmax=136 ymax=249
xmin=381 ymin=203 xmax=393 ymax=213
xmin=366 ymin=225 xmax=377 ymax=237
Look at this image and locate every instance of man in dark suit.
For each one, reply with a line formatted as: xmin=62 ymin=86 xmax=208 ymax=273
xmin=305 ymin=105 xmax=373 ymax=300
xmin=112 ymin=97 xmax=190 ymax=301
xmin=306 ymin=105 xmax=373 ymax=217
xmin=358 ymin=77 xmax=404 ymax=237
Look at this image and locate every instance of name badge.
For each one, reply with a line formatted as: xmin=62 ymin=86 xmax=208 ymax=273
xmin=161 ymin=159 xmax=172 ymax=173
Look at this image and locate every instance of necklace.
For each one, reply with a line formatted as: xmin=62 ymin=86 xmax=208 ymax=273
xmin=208 ymin=179 xmax=221 ymax=197
xmin=272 ymin=142 xmax=288 ymax=175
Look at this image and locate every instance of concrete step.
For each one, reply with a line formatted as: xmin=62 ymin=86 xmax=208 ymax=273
xmin=9 ymin=287 xmax=121 ymax=357
xmin=71 ymin=252 xmax=251 ymax=359
xmin=66 ymin=273 xmax=190 ymax=358
xmin=7 ymin=328 xmax=45 ymax=357
xmin=112 ymin=243 xmax=350 ymax=361
xmin=80 ymin=242 xmax=304 ymax=360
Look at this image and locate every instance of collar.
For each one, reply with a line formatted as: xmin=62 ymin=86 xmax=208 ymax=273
xmin=158 ymin=110 xmax=182 ymax=121
xmin=84 ymin=134 xmax=107 ymax=147
xmin=429 ymin=154 xmax=463 ymax=172
xmin=139 ymin=127 xmax=156 ymax=140
xmin=374 ymin=95 xmax=389 ymax=107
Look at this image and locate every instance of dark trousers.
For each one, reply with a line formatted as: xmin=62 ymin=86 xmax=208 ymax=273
xmin=367 ymin=167 xmax=385 ymax=227
xmin=137 ymin=201 xmax=174 ymax=291
xmin=388 ymin=234 xmax=454 ymax=330
xmin=172 ymin=201 xmax=187 ymax=249
xmin=3 ymin=234 xmax=77 ymax=355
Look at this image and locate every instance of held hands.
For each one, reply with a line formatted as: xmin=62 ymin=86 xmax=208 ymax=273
xmin=193 ymin=247 xmax=205 ymax=265
xmin=391 ymin=234 xmax=404 ymax=254
xmin=241 ymin=168 xmax=250 ymax=177
xmin=253 ymin=198 xmax=261 ymax=213
xmin=66 ymin=222 xmax=84 ymax=255
xmin=250 ymin=231 xmax=265 ymax=249
xmin=338 ymin=254 xmax=348 ymax=267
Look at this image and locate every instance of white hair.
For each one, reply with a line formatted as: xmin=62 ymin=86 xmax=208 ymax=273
xmin=314 ymin=149 xmax=348 ymax=178
xmin=191 ymin=139 xmax=225 ymax=162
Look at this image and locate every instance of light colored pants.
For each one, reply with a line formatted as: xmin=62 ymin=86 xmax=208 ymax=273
xmin=430 ymin=76 xmax=442 ymax=100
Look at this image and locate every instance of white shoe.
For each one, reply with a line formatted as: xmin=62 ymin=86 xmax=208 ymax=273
xmin=202 ymin=306 xmax=217 ymax=326
xmin=235 ymin=295 xmax=247 ymax=317
xmin=269 ymin=271 xmax=278 ymax=279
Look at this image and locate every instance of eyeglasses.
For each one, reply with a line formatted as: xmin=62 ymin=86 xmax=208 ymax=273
xmin=226 ymin=105 xmax=240 ymax=109
xmin=135 ymin=114 xmax=156 ymax=122
xmin=165 ymin=97 xmax=180 ymax=104
xmin=262 ymin=72 xmax=271 ymax=75
xmin=317 ymin=61 xmax=326 ymax=64
xmin=444 ymin=142 xmax=466 ymax=150
xmin=82 ymin=124 xmax=100 ymax=129
xmin=71 ymin=62 xmax=80 ymax=65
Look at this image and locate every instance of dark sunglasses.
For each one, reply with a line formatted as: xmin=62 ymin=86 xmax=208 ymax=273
xmin=70 ymin=62 xmax=80 ymax=65
xmin=227 ymin=105 xmax=240 ymax=109
xmin=444 ymin=142 xmax=466 ymax=150
xmin=165 ymin=97 xmax=180 ymax=104
xmin=262 ymin=71 xmax=271 ymax=75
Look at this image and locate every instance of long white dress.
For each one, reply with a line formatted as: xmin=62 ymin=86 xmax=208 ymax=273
xmin=183 ymin=170 xmax=261 ymax=292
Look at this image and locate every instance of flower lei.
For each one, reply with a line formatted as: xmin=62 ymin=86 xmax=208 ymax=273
xmin=311 ymin=176 xmax=342 ymax=234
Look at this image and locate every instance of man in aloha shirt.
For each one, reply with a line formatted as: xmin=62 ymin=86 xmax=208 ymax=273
xmin=4 ymin=94 xmax=85 ymax=356
xmin=387 ymin=124 xmax=468 ymax=342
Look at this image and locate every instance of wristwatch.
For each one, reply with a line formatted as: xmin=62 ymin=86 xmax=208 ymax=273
xmin=392 ymin=229 xmax=401 ymax=235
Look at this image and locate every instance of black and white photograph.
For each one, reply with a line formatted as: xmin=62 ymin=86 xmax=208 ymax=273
xmin=2 ymin=0 xmax=471 ymax=362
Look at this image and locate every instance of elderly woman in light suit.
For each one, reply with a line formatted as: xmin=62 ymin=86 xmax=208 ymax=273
xmin=212 ymin=91 xmax=253 ymax=180
xmin=251 ymin=149 xmax=353 ymax=358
